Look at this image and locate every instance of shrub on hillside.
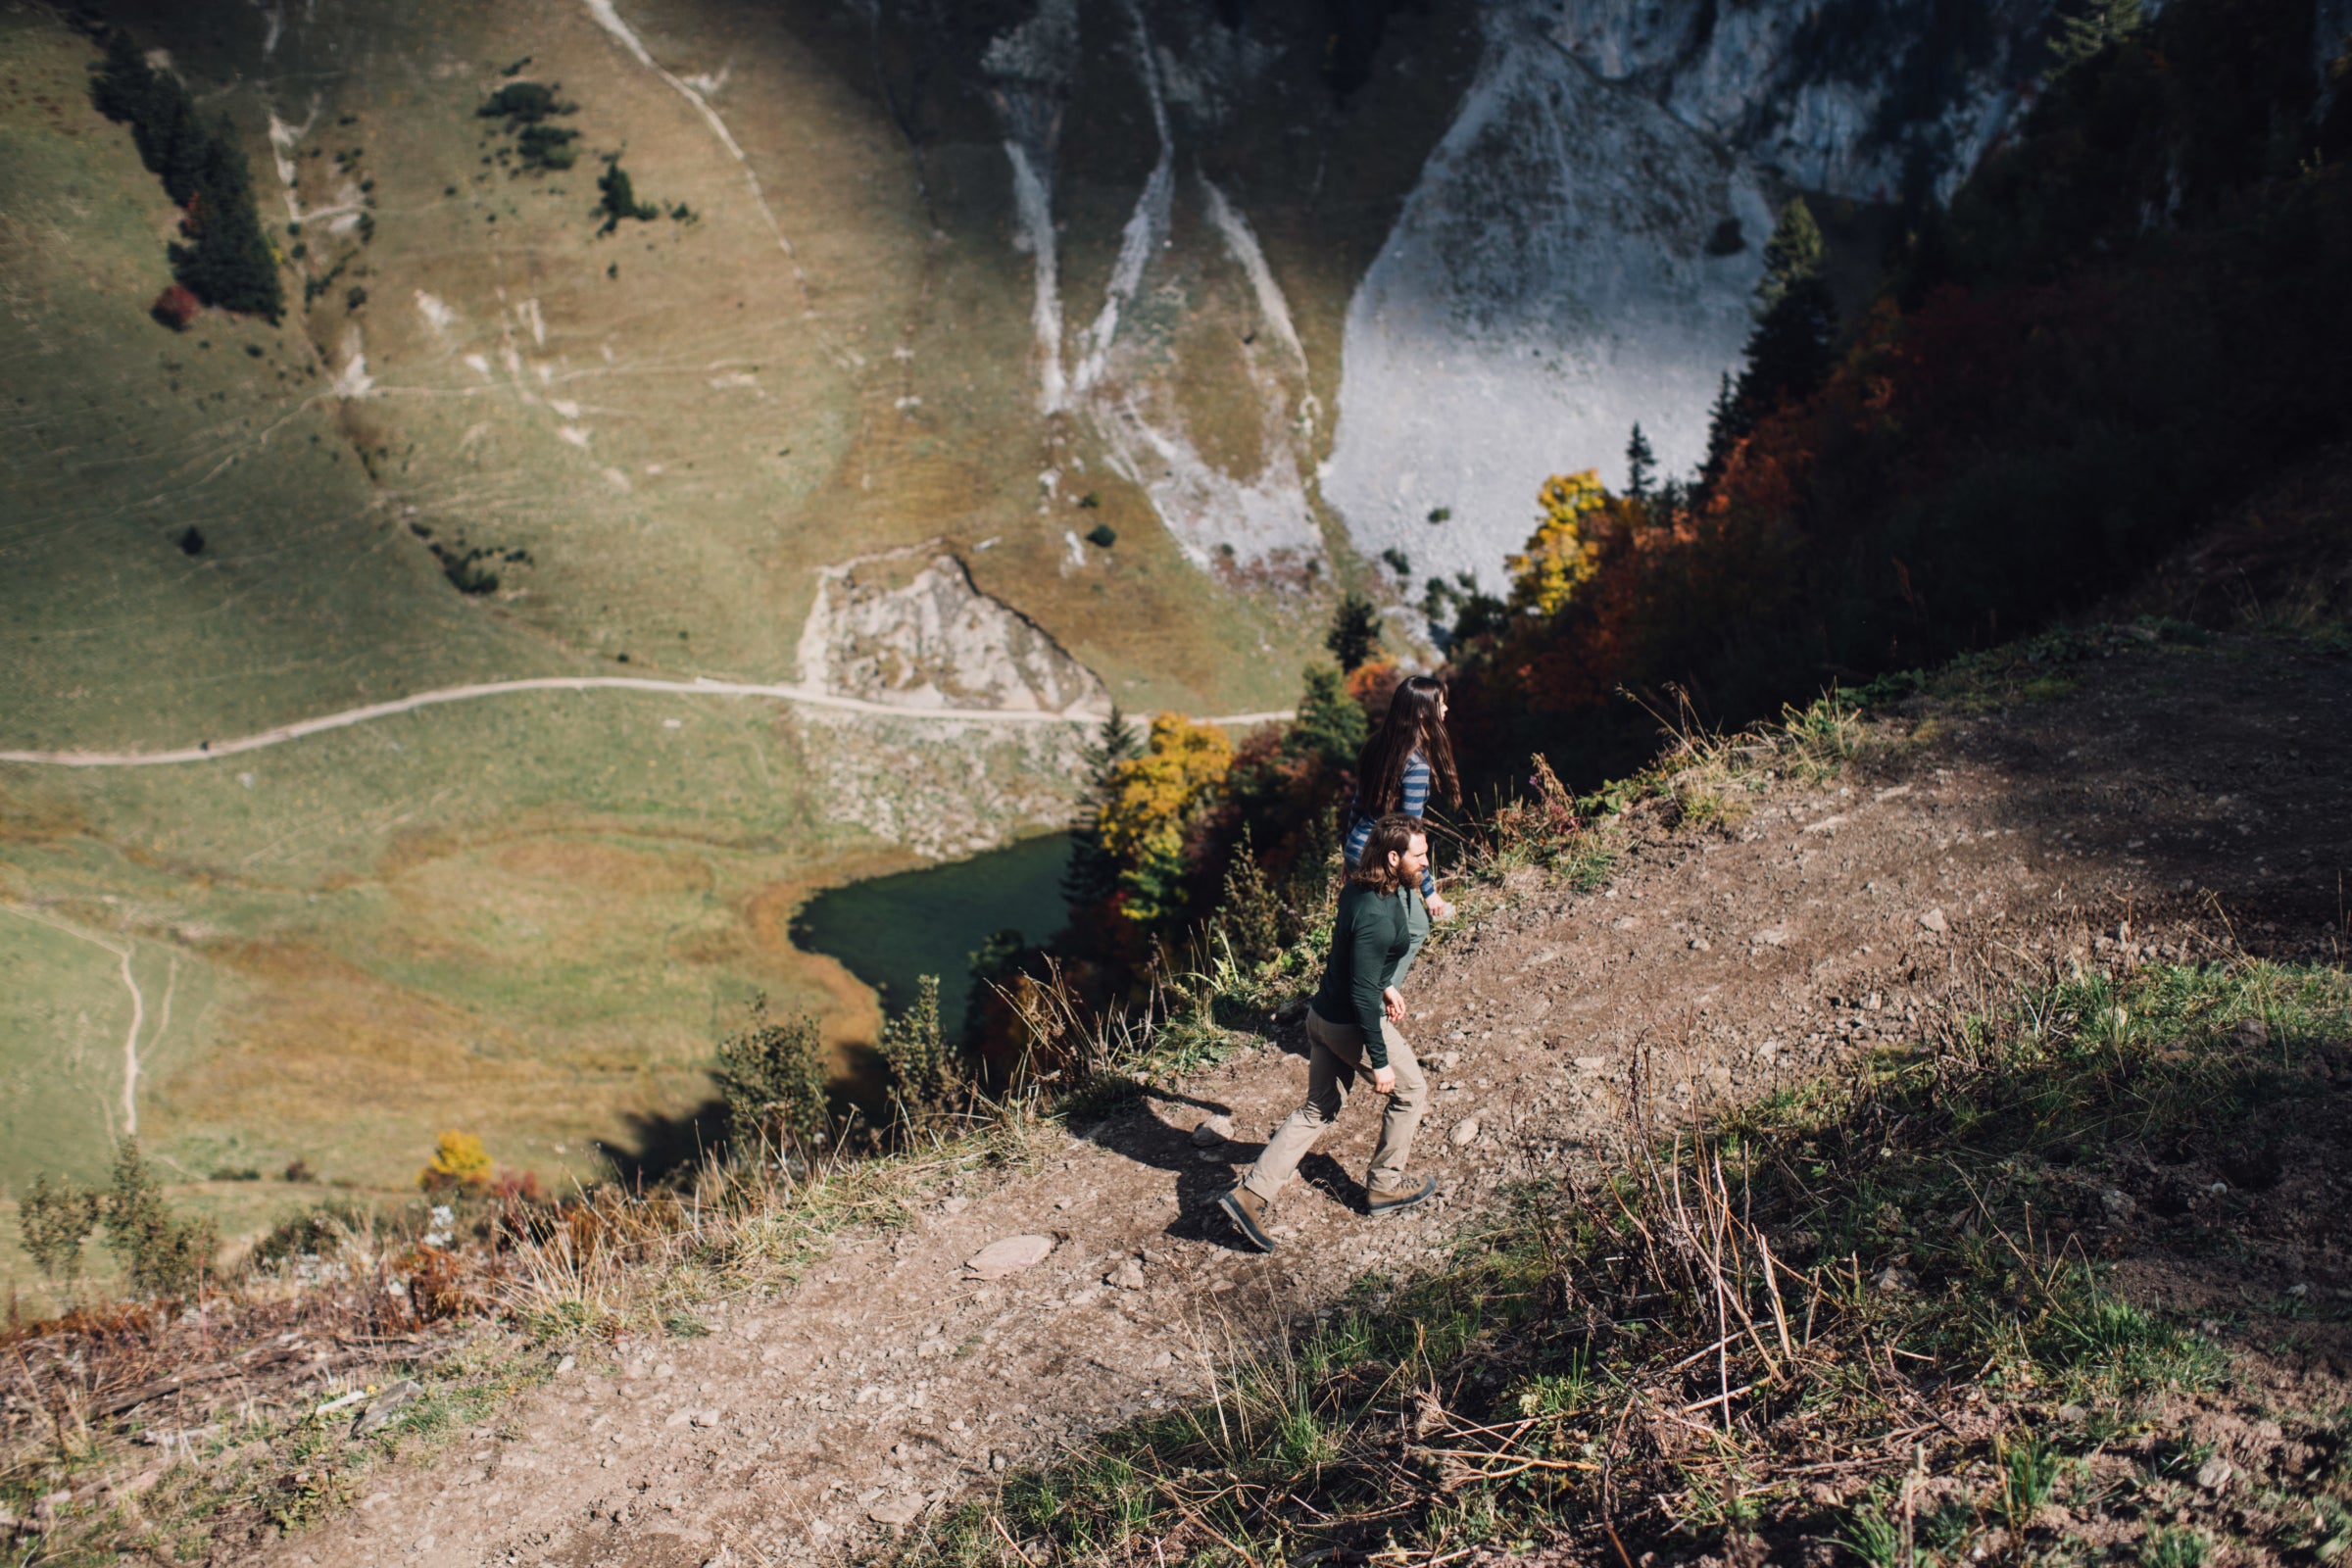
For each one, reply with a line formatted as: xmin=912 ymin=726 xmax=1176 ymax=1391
xmin=595 ymin=155 xmax=661 ymax=236
xmin=103 ymin=1138 xmax=218 ymax=1298
xmin=478 ymin=81 xmax=573 ymax=123
xmin=19 ymin=1173 xmax=103 ymax=1283
xmin=417 ymin=1131 xmax=493 ymax=1193
xmin=714 ymin=997 xmax=831 ymax=1160
xmin=150 ymin=283 xmax=200 ymax=330
xmin=516 ymin=123 xmax=579 ymax=171
xmin=880 ymin=974 xmax=967 ymax=1131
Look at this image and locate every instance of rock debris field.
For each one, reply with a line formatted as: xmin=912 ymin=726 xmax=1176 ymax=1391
xmin=254 ymin=635 xmax=2351 ymax=1568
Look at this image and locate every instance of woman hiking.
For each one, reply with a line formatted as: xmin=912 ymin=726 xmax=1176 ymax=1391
xmin=1344 ymin=674 xmax=1457 ymax=923
xmin=1218 ymin=813 xmax=1438 ymax=1251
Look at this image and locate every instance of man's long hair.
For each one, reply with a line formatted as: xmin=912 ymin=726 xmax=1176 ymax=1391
xmin=1355 ymin=674 xmax=1459 ymax=814
xmin=1349 ymin=813 xmax=1423 ymax=893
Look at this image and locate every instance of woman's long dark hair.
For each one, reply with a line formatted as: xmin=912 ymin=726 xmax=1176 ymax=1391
xmin=1355 ymin=674 xmax=1458 ymax=814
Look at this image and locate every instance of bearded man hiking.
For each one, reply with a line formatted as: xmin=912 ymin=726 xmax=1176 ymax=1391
xmin=1218 ymin=813 xmax=1438 ymax=1251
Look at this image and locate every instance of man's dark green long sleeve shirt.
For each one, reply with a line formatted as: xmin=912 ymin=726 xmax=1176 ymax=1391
xmin=1310 ymin=881 xmax=1428 ymax=1068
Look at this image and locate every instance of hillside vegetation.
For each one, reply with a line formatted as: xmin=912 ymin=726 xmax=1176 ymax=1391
xmin=0 ymin=0 xmax=1358 ymax=1229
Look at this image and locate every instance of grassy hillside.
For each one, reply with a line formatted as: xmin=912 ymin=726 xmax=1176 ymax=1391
xmin=0 ymin=0 xmax=1418 ymax=1260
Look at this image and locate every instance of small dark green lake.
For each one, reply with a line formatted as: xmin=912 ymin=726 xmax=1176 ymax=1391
xmin=792 ymin=832 xmax=1075 ymax=1043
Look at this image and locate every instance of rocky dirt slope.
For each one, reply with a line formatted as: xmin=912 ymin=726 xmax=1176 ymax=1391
xmin=251 ymin=628 xmax=2351 ymax=1568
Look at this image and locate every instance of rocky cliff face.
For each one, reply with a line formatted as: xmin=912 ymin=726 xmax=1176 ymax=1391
xmin=1316 ymin=0 xmax=2055 ymax=586
xmin=797 ymin=547 xmax=1106 ymax=713
xmin=1320 ymin=3 xmax=1775 ymax=589
xmin=1554 ymin=0 xmax=2052 ymax=202
xmin=954 ymin=0 xmax=2062 ymax=594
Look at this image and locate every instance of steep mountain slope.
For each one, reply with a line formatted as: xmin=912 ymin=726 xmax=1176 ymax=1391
xmin=227 ymin=626 xmax=2351 ymax=1567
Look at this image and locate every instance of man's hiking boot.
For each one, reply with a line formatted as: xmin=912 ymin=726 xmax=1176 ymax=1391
xmin=1217 ymin=1186 xmax=1277 ymax=1252
xmin=1366 ymin=1175 xmax=1436 ymax=1217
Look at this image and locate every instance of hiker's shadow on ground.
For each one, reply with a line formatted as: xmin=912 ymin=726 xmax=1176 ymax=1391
xmin=1068 ymin=1025 xmax=1360 ymax=1251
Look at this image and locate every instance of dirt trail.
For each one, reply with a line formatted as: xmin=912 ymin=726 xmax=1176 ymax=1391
xmin=249 ymin=633 xmax=2352 ymax=1568
xmin=0 ymin=676 xmax=1294 ymax=768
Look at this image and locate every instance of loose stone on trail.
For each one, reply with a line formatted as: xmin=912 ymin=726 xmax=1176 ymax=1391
xmin=868 ymin=1495 xmax=923 ymax=1526
xmin=351 ymin=1379 xmax=422 ymax=1438
xmin=1448 ymin=1115 xmax=1482 ymax=1148
xmin=1191 ymin=1115 xmax=1234 ymax=1146
xmin=1918 ymin=906 xmax=1948 ymax=934
xmin=964 ymin=1235 xmax=1054 ymax=1280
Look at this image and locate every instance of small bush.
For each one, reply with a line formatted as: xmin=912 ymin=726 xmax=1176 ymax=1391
xmin=880 ymin=975 xmax=965 ymax=1132
xmin=714 ymin=997 xmax=831 ymax=1160
xmin=19 ymin=1173 xmax=103 ymax=1282
xmin=516 ymin=123 xmax=578 ymax=171
xmin=417 ymin=1131 xmax=493 ymax=1194
xmin=103 ymin=1138 xmax=217 ymax=1297
xmin=477 ymin=81 xmax=571 ymax=123
xmin=248 ymin=1197 xmax=372 ymax=1271
xmin=1085 ymin=522 xmax=1117 ymax=548
xmin=1213 ymin=830 xmax=1284 ymax=970
xmin=151 ymin=282 xmax=200 ymax=330
xmin=594 ymin=155 xmax=660 ymax=236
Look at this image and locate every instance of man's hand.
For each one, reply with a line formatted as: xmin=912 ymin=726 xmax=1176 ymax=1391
xmin=1372 ymin=1065 xmax=1397 ymax=1095
xmin=1426 ymin=894 xmax=1455 ymax=922
xmin=1384 ymin=985 xmax=1406 ymax=1022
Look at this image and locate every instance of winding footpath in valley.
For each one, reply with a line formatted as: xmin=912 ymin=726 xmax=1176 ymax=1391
xmin=0 ymin=677 xmax=1294 ymax=768
xmin=0 ymin=905 xmax=160 ymax=1138
xmin=240 ymin=635 xmax=2351 ymax=1568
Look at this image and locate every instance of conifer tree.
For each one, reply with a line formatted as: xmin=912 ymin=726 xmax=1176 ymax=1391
xmin=1703 ymin=199 xmax=1836 ymax=487
xmin=90 ymin=28 xmax=283 ymax=321
xmin=1324 ymin=591 xmax=1381 ymax=673
xmin=1754 ymin=197 xmax=1825 ymax=315
xmin=1701 ymin=371 xmax=1740 ymax=488
xmin=1062 ymin=706 xmax=1143 ymax=908
xmin=1625 ymin=422 xmax=1657 ymax=500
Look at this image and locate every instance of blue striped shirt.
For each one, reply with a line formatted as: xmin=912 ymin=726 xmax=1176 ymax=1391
xmin=1344 ymin=750 xmax=1438 ymax=900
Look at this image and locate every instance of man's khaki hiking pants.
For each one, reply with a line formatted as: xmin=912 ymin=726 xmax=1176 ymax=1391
xmin=1241 ymin=1006 xmax=1430 ymax=1205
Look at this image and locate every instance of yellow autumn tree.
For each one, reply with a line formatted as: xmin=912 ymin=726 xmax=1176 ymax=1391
xmin=1506 ymin=468 xmax=1611 ymax=617
xmin=417 ymin=1131 xmax=493 ymax=1194
xmin=1097 ymin=713 xmax=1234 ymax=925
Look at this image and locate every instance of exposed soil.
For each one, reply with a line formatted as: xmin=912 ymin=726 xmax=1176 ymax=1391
xmin=241 ymin=632 xmax=2352 ymax=1567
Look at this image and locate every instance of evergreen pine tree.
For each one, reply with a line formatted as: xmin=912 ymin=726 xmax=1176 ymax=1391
xmin=1755 ymin=197 xmax=1826 ymax=316
xmin=1062 ymin=706 xmax=1143 ymax=908
xmin=1324 ymin=591 xmax=1382 ymax=672
xmin=1704 ymin=198 xmax=1837 ymax=490
xmin=1288 ymin=664 xmax=1369 ymax=767
xmin=168 ymin=122 xmax=284 ymax=321
xmin=90 ymin=29 xmax=283 ymax=322
xmin=1701 ymin=370 xmax=1740 ymax=487
xmin=1625 ymin=422 xmax=1657 ymax=500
